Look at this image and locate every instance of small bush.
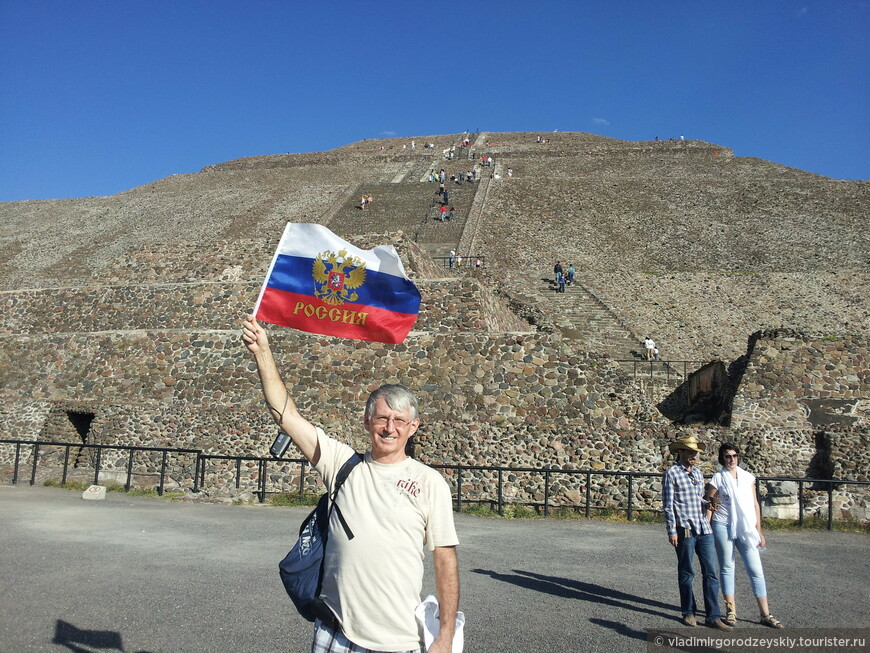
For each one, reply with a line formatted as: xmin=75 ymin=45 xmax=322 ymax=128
xmin=631 ymin=510 xmax=665 ymax=524
xmin=43 ymin=479 xmax=90 ymax=492
xmin=268 ymin=492 xmax=320 ymax=508
xmin=550 ymin=507 xmax=584 ymax=520
xmin=762 ymin=516 xmax=870 ymax=534
xmin=458 ymin=502 xmax=541 ymax=519
xmin=460 ymin=502 xmax=498 ymax=517
xmin=501 ymin=504 xmax=541 ymax=520
xmin=42 ymin=478 xmax=184 ymax=499
xmin=127 ymin=487 xmax=185 ymax=498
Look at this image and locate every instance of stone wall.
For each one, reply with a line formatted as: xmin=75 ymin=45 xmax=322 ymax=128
xmin=0 ymin=326 xmax=663 ymax=503
xmin=3 ymin=321 xmax=867 ymax=517
xmin=1 ymin=270 xmax=867 ymax=517
xmin=720 ymin=332 xmax=870 ymax=519
xmin=0 ymin=279 xmax=497 ymax=337
xmin=730 ymin=331 xmax=870 ymax=431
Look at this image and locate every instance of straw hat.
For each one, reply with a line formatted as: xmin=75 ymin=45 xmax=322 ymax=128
xmin=668 ymin=434 xmax=707 ymax=454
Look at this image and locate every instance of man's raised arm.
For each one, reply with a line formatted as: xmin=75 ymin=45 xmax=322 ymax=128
xmin=241 ymin=314 xmax=320 ymax=465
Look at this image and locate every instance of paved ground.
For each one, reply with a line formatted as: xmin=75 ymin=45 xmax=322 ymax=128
xmin=1 ymin=484 xmax=868 ymax=653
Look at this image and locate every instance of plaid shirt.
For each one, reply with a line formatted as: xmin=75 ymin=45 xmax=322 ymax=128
xmin=663 ymin=461 xmax=711 ymax=537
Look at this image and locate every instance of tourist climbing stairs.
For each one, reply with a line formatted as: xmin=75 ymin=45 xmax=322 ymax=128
xmin=325 ymin=164 xmax=482 ymax=264
xmin=329 ymin=182 xmax=430 ymax=239
xmin=414 ymin=176 xmax=478 ymax=260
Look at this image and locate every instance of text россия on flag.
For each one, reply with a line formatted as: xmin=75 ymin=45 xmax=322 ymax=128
xmin=254 ymin=223 xmax=421 ymax=344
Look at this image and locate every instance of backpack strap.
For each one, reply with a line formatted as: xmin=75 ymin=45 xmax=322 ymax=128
xmin=330 ymin=452 xmax=363 ymax=500
xmin=329 ymin=452 xmax=363 ymax=540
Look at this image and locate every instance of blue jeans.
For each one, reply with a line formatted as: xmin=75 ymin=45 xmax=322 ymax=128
xmin=712 ymin=521 xmax=767 ymax=597
xmin=675 ymin=529 xmax=722 ymax=623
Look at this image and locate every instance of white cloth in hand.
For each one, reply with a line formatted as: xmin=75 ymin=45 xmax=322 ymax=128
xmin=415 ymin=594 xmax=465 ymax=653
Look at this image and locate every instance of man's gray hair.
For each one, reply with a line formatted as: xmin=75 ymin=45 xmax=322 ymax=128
xmin=365 ymin=384 xmax=419 ymax=421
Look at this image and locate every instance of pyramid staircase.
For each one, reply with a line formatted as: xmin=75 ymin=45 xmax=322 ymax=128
xmin=511 ymin=273 xmax=643 ymax=359
xmin=323 ymin=159 xmax=481 ymax=261
xmin=509 ymin=273 xmax=696 ymax=384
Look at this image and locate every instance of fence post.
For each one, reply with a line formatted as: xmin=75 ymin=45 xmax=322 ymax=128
xmin=456 ymin=467 xmax=463 ymax=512
xmin=755 ymin=480 xmax=762 ymax=522
xmin=259 ymin=459 xmax=267 ymax=503
xmin=798 ymin=480 xmax=804 ymax=527
xmin=193 ymin=453 xmax=201 ymax=493
xmin=13 ymin=443 xmax=22 ymax=485
xmin=93 ymin=447 xmax=102 ymax=486
xmin=627 ymin=473 xmax=634 ymax=521
xmin=544 ymin=470 xmax=551 ymax=517
xmin=62 ymin=445 xmax=71 ymax=486
xmin=158 ymin=451 xmax=168 ymax=496
xmin=827 ymin=481 xmax=834 ymax=531
xmin=199 ymin=455 xmax=207 ymax=490
xmin=30 ymin=442 xmax=40 ymax=486
xmin=125 ymin=449 xmax=135 ymax=491
xmin=497 ymin=469 xmax=504 ymax=516
xmin=585 ymin=471 xmax=591 ymax=518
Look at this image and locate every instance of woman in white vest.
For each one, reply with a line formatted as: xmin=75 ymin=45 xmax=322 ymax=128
xmin=707 ymin=443 xmax=784 ymax=629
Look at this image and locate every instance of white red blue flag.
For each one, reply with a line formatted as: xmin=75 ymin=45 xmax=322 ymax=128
xmin=254 ymin=223 xmax=421 ymax=344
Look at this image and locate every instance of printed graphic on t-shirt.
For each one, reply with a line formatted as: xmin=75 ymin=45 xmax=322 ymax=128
xmin=396 ymin=478 xmax=422 ymax=499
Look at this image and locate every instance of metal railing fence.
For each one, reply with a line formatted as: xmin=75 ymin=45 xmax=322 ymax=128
xmin=3 ymin=439 xmax=867 ymax=530
xmin=613 ymin=359 xmax=709 ymax=383
xmin=428 ymin=462 xmax=870 ymax=531
xmin=2 ymin=439 xmax=200 ymax=496
xmin=196 ymin=452 xmax=316 ymax=504
xmin=432 ymin=255 xmax=486 ymax=270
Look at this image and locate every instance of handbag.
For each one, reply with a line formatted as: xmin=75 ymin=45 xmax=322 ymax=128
xmin=279 ymin=452 xmax=363 ymax=622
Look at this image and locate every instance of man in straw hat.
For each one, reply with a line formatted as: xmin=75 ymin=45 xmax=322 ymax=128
xmin=663 ymin=434 xmax=733 ymax=631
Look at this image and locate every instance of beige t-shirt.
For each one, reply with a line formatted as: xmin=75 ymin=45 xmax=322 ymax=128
xmin=314 ymin=428 xmax=459 ymax=652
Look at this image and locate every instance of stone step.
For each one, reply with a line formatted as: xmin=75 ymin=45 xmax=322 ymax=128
xmin=331 ymin=183 xmax=430 ymax=238
xmin=330 ymin=178 xmax=478 ymax=238
xmin=512 ymin=273 xmax=642 ymax=360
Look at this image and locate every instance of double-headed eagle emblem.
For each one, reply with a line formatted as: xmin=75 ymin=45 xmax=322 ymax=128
xmin=312 ymin=248 xmax=366 ymax=305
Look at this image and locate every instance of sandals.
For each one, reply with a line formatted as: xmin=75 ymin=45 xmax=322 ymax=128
xmin=760 ymin=614 xmax=784 ymax=628
xmin=723 ymin=601 xmax=737 ymax=627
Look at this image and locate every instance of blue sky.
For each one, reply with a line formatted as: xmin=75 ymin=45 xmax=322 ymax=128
xmin=1 ymin=1 xmax=868 ymax=202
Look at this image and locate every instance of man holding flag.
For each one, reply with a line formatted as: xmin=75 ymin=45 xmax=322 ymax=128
xmin=242 ymin=224 xmax=460 ymax=653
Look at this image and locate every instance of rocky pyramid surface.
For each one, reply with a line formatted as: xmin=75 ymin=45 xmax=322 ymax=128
xmin=2 ymin=131 xmax=865 ymax=363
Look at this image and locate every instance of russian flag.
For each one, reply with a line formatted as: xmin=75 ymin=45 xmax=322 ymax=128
xmin=254 ymin=223 xmax=421 ymax=344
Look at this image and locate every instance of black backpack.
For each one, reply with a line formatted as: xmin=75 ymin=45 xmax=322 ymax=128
xmin=278 ymin=452 xmax=363 ymax=622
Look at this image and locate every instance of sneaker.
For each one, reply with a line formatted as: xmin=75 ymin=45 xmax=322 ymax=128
xmin=681 ymin=615 xmax=697 ymax=627
xmin=707 ymin=619 xmax=733 ymax=631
